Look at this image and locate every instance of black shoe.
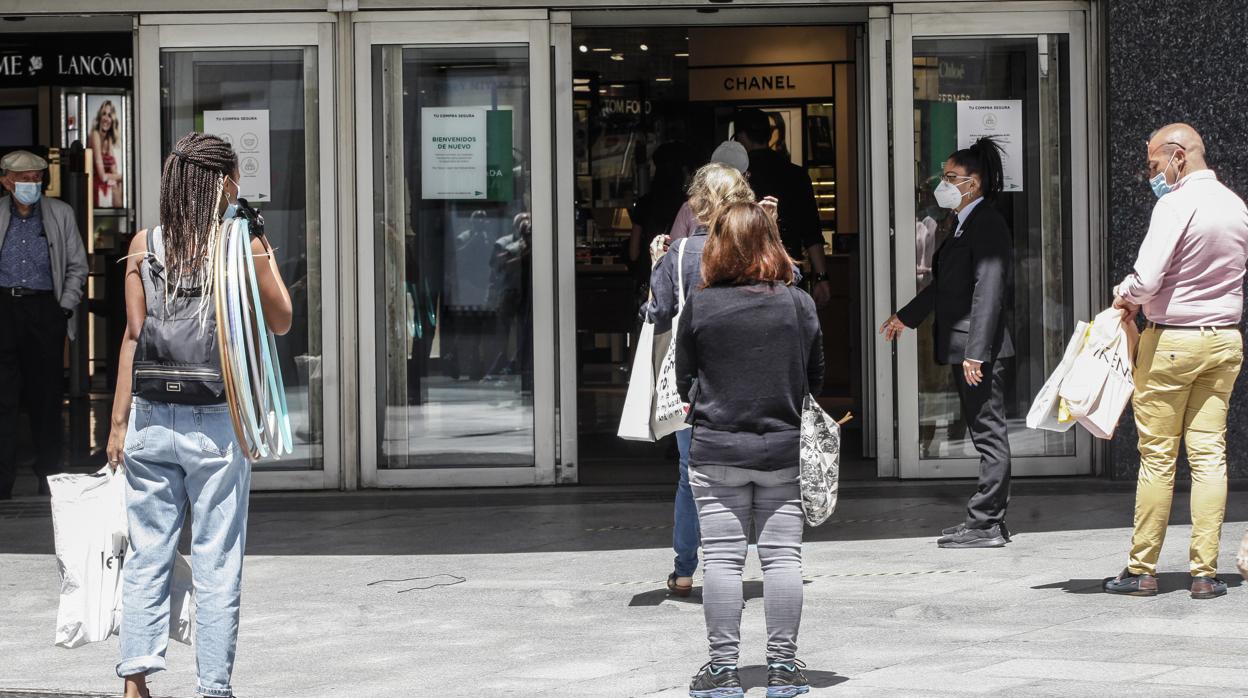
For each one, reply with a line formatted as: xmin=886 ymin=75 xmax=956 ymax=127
xmin=938 ymin=524 xmax=1006 ymax=548
xmin=1102 ymin=568 xmax=1158 ymax=596
xmin=767 ymin=659 xmax=810 ymax=697
xmin=689 ymin=661 xmax=743 ymax=698
xmin=999 ymin=521 xmax=1012 ymax=542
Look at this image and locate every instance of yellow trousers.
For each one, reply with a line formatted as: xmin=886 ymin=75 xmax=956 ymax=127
xmin=1129 ymin=326 xmax=1242 ymax=578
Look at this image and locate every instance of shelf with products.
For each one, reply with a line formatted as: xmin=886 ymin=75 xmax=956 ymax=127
xmin=804 ymin=101 xmax=840 ymax=248
xmin=809 ymin=165 xmax=838 ymax=223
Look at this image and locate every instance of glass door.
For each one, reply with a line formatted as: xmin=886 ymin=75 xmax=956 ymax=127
xmin=137 ymin=15 xmax=340 ymax=490
xmin=354 ymin=14 xmax=558 ymax=487
xmin=889 ymin=10 xmax=1093 ymax=478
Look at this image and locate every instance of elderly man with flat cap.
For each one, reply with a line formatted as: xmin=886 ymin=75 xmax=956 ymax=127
xmin=1104 ymin=124 xmax=1248 ymax=600
xmin=0 ymin=150 xmax=87 ymax=499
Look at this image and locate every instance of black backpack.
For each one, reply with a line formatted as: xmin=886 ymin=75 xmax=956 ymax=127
xmin=132 ymin=227 xmax=225 ymax=405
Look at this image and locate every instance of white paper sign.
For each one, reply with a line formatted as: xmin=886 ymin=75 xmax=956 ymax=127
xmin=203 ymin=110 xmax=272 ymax=202
xmin=422 ymin=107 xmax=487 ymax=200
xmin=956 ymin=100 xmax=1023 ymax=192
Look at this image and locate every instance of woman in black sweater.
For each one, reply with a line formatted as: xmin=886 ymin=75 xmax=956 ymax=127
xmin=675 ymin=202 xmax=823 ymax=698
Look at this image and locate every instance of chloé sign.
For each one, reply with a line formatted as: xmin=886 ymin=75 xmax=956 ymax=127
xmin=689 ymin=64 xmax=834 ymax=101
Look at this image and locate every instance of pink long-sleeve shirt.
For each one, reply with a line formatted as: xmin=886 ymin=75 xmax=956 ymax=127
xmin=1118 ymin=170 xmax=1248 ymax=326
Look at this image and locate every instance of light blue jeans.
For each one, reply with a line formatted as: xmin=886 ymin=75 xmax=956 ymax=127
xmin=673 ymin=428 xmax=700 ymax=577
xmin=116 ymin=397 xmax=250 ymax=698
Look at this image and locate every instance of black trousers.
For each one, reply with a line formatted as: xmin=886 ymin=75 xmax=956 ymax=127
xmin=951 ymin=358 xmax=1012 ymax=528
xmin=0 ymin=293 xmax=67 ymax=497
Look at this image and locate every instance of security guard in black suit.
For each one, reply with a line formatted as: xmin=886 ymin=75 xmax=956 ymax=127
xmin=881 ymin=137 xmax=1015 ymax=548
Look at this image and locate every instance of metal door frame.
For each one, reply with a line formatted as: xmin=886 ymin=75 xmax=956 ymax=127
xmin=352 ymin=12 xmax=559 ymax=488
xmin=887 ymin=8 xmax=1095 ymax=478
xmin=136 ymin=13 xmax=342 ymax=490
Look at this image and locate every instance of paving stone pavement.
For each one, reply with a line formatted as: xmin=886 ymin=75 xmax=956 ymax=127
xmin=1 ymin=484 xmax=1247 ymax=697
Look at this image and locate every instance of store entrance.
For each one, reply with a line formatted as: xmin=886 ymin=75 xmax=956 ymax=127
xmin=0 ymin=20 xmax=135 ymax=476
xmin=571 ymin=24 xmax=870 ymax=485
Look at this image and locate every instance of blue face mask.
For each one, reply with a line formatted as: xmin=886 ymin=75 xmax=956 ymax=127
xmin=1149 ymin=151 xmax=1178 ymax=199
xmin=12 ymin=181 xmax=40 ymax=206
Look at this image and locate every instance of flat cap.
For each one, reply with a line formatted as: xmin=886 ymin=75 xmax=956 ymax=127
xmin=1 ymin=150 xmax=48 ymax=172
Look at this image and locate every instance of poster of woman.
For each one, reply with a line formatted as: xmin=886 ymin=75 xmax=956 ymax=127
xmin=87 ymin=95 xmax=125 ymax=209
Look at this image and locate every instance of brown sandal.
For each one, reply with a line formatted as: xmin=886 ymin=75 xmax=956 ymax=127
xmin=667 ymin=572 xmax=693 ymax=597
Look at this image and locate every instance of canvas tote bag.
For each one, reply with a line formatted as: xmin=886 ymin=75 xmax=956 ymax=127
xmin=618 ymin=240 xmax=690 ymax=441
xmin=652 ymin=239 xmax=692 ymax=440
xmin=1026 ymin=320 xmax=1090 ymax=432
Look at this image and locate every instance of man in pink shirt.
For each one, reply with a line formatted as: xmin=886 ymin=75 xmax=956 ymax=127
xmin=1104 ymin=123 xmax=1248 ymax=600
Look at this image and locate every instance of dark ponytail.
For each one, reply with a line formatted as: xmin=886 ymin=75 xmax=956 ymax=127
xmin=948 ymin=136 xmax=1006 ymax=201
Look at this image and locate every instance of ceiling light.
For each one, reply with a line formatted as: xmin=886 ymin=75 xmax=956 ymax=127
xmin=609 ymin=83 xmax=625 ymax=88
xmin=655 ymin=77 xmax=672 ymax=82
xmin=591 ymin=47 xmax=612 ymax=52
xmin=640 ymin=44 xmax=649 ymax=51
xmin=574 ymin=86 xmax=591 ymax=92
xmin=674 ymin=52 xmax=689 ymax=58
xmin=610 ymin=53 xmax=624 ymax=61
xmin=579 ymin=45 xmax=588 ymax=53
xmin=574 ymin=77 xmax=591 ymax=84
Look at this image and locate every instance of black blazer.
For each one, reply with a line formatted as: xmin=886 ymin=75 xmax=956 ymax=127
xmin=897 ymin=200 xmax=1014 ymax=365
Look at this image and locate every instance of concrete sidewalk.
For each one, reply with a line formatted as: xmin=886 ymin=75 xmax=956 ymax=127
xmin=2 ymin=483 xmax=1247 ymax=697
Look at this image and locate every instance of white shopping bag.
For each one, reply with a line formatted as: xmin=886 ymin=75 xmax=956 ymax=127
xmin=49 ymin=468 xmax=195 ymax=648
xmin=1058 ymin=307 xmax=1138 ymax=439
xmin=1026 ymin=320 xmax=1090 ymax=432
xmin=49 ymin=468 xmax=128 ymax=649
xmin=652 ymin=240 xmax=692 ymax=440
xmin=618 ymin=319 xmax=658 ymax=441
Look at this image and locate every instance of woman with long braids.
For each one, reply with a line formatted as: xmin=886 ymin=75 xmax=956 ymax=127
xmin=105 ymin=132 xmax=292 ymax=698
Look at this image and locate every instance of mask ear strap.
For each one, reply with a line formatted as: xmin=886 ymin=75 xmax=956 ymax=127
xmin=1162 ymin=149 xmax=1182 ymax=181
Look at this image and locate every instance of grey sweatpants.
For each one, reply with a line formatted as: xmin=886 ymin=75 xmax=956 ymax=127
xmin=689 ymin=464 xmax=804 ymax=663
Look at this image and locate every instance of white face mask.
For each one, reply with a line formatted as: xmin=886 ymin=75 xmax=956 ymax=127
xmin=220 ymin=176 xmax=240 ymax=219
xmin=934 ymin=177 xmax=973 ymax=209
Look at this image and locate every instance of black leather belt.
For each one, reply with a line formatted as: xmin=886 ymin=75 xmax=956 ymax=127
xmin=1147 ymin=322 xmax=1240 ymax=331
xmin=1 ymin=287 xmax=52 ymax=297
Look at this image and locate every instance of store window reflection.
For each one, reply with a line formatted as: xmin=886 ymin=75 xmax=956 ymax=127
xmin=910 ymin=36 xmax=1075 ymax=459
xmin=160 ymin=48 xmax=324 ymax=471
xmin=372 ymin=46 xmax=534 ymax=469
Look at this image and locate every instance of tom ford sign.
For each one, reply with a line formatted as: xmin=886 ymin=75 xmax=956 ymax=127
xmin=0 ymin=34 xmax=133 ymax=88
xmin=689 ymin=64 xmax=834 ymax=101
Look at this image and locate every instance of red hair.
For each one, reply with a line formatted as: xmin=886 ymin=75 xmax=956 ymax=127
xmin=701 ymin=202 xmax=795 ymax=287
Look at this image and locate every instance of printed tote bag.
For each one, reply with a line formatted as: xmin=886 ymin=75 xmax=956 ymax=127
xmin=789 ymin=288 xmax=840 ymax=526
